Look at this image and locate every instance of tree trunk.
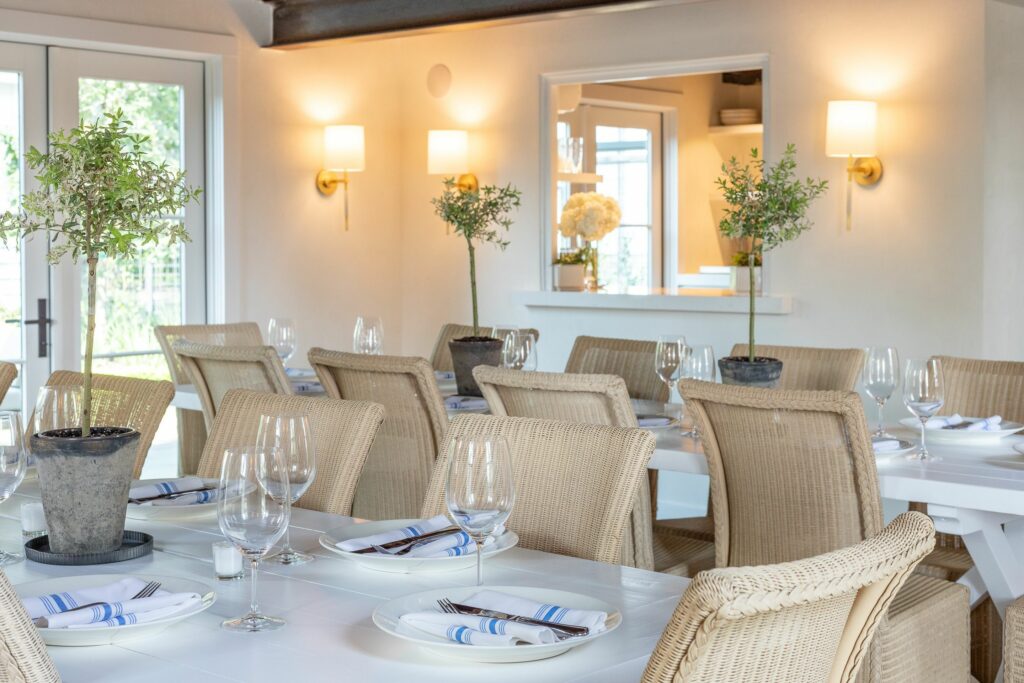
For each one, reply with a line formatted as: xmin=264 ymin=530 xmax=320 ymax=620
xmin=748 ymin=258 xmax=755 ymax=362
xmin=83 ymin=254 xmax=97 ymax=436
xmin=467 ymin=239 xmax=479 ymax=336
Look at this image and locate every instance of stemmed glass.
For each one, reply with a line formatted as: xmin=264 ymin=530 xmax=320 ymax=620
xmin=257 ymin=413 xmax=316 ymax=565
xmin=353 ymin=315 xmax=384 ymax=355
xmin=445 ymin=435 xmax=515 ymax=586
xmin=267 ymin=318 xmax=296 ymax=364
xmin=501 ymin=330 xmax=527 ymax=370
xmin=0 ymin=412 xmax=26 ymax=566
xmin=521 ymin=332 xmax=538 ymax=372
xmin=217 ymin=447 xmax=290 ymax=631
xmin=655 ymin=336 xmax=686 ymax=398
xmin=33 ymin=386 xmax=81 ymax=435
xmin=863 ymin=347 xmax=900 ymax=438
xmin=681 ymin=345 xmax=715 ymax=437
xmin=903 ymin=359 xmax=944 ymax=462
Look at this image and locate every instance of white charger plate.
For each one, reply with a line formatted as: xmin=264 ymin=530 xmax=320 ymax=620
xmin=15 ymin=574 xmax=216 ymax=647
xmin=373 ymin=585 xmax=620 ymax=663
xmin=125 ymin=478 xmax=222 ymax=521
xmin=899 ymin=417 xmax=1024 ymax=444
xmin=319 ymin=519 xmax=518 ymax=574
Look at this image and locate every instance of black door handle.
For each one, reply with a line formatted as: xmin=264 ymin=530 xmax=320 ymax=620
xmin=5 ymin=299 xmax=51 ymax=358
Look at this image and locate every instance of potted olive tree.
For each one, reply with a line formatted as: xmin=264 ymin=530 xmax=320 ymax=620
xmin=716 ymin=145 xmax=827 ymax=387
xmin=432 ymin=178 xmax=521 ymax=396
xmin=0 ymin=111 xmax=199 ymax=555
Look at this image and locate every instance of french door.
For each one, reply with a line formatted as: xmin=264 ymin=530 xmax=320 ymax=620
xmin=0 ymin=42 xmax=206 ymax=415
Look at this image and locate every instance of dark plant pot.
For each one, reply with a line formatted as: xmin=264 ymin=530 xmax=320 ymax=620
xmin=31 ymin=427 xmax=140 ymax=555
xmin=449 ymin=336 xmax=504 ymax=397
xmin=718 ymin=356 xmax=784 ymax=388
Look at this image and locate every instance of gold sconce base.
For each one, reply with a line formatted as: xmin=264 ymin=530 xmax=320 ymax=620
xmin=456 ymin=173 xmax=479 ymax=193
xmin=316 ymin=169 xmax=347 ymax=195
xmin=848 ymin=157 xmax=883 ymax=186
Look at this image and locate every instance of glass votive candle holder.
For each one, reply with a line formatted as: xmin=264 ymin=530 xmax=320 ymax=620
xmin=212 ymin=541 xmax=244 ymax=580
xmin=20 ymin=502 xmax=46 ymax=542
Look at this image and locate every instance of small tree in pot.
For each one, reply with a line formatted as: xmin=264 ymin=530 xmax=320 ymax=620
xmin=432 ymin=178 xmax=521 ymax=396
xmin=0 ymin=111 xmax=199 ymax=554
xmin=716 ymin=144 xmax=827 ymax=387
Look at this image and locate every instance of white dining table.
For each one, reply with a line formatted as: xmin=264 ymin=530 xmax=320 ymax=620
xmin=0 ymin=480 xmax=685 ymax=683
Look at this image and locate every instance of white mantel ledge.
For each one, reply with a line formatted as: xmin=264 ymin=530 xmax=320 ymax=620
xmin=516 ymin=290 xmax=791 ymax=314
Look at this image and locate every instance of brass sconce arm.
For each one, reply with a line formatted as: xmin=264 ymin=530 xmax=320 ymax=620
xmin=316 ymin=170 xmax=351 ymax=231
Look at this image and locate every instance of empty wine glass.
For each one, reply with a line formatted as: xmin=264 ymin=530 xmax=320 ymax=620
xmin=218 ymin=447 xmax=290 ymax=631
xmin=258 ymin=412 xmax=316 ymax=566
xmin=445 ymin=435 xmax=515 ymax=586
xmin=680 ymin=345 xmax=715 ymax=436
xmin=501 ymin=330 xmax=526 ymax=370
xmin=267 ymin=318 xmax=296 ymax=363
xmin=521 ymin=332 xmax=538 ymax=372
xmin=863 ymin=347 xmax=900 ymax=438
xmin=655 ymin=336 xmax=686 ymax=396
xmin=903 ymin=359 xmax=944 ymax=462
xmin=353 ymin=315 xmax=384 ymax=355
xmin=0 ymin=412 xmax=28 ymax=565
xmin=33 ymin=385 xmax=81 ymax=436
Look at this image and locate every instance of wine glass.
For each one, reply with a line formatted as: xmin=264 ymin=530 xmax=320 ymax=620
xmin=655 ymin=335 xmax=686 ymax=418
xmin=217 ymin=447 xmax=290 ymax=631
xmin=445 ymin=435 xmax=515 ymax=586
xmin=680 ymin=345 xmax=715 ymax=436
xmin=521 ymin=332 xmax=538 ymax=372
xmin=903 ymin=359 xmax=944 ymax=462
xmin=353 ymin=315 xmax=384 ymax=355
xmin=0 ymin=412 xmax=28 ymax=565
xmin=267 ymin=318 xmax=296 ymax=364
xmin=501 ymin=330 xmax=526 ymax=370
xmin=257 ymin=412 xmax=316 ymax=565
xmin=863 ymin=347 xmax=900 ymax=438
xmin=33 ymin=385 xmax=81 ymax=436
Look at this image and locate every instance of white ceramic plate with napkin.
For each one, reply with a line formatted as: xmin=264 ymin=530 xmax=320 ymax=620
xmin=899 ymin=417 xmax=1024 ymax=444
xmin=319 ymin=518 xmax=518 ymax=574
xmin=444 ymin=395 xmax=490 ymax=414
xmin=871 ymin=437 xmax=915 ymax=458
xmin=125 ymin=477 xmax=225 ymax=521
xmin=373 ymin=585 xmax=621 ymax=663
xmin=635 ymin=413 xmax=679 ymax=430
xmin=16 ymin=574 xmax=216 ymax=646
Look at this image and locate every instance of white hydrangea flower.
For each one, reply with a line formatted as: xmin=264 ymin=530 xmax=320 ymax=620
xmin=558 ymin=192 xmax=622 ymax=241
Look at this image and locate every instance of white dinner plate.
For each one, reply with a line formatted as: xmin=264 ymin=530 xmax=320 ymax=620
xmin=319 ymin=519 xmax=518 ymax=574
xmin=125 ymin=478 xmax=223 ymax=521
xmin=15 ymin=574 xmax=216 ymax=647
xmin=873 ymin=438 xmax=916 ymax=458
xmin=372 ymin=585 xmax=620 ymax=663
xmin=899 ymin=417 xmax=1024 ymax=444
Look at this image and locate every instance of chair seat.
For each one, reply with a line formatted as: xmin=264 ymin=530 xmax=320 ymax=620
xmin=914 ymin=545 xmax=973 ymax=582
xmin=652 ymin=526 xmax=715 ymax=577
xmin=653 ymin=516 xmax=715 ymax=544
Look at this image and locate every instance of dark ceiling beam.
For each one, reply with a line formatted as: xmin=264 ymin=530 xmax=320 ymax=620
xmin=264 ymin=0 xmax=698 ymax=47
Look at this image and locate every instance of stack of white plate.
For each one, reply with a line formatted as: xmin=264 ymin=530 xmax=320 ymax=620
xmin=719 ymin=108 xmax=759 ymax=125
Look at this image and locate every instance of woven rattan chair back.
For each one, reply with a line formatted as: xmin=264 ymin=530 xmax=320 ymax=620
xmin=309 ymin=348 xmax=448 ymax=520
xmin=42 ymin=371 xmax=173 ymax=479
xmin=174 ymin=341 xmax=291 ymax=431
xmin=473 ymin=366 xmax=654 ymax=569
xmin=730 ymin=344 xmax=865 ymax=391
xmin=421 ymin=414 xmax=655 ymax=566
xmin=565 ymin=335 xmax=668 ymax=402
xmin=0 ymin=362 xmax=16 ymax=405
xmin=429 ymin=323 xmax=540 ymax=373
xmin=195 ymin=389 xmax=384 ymax=515
xmin=154 ymin=322 xmax=263 ymax=385
xmin=678 ymin=380 xmax=882 ymax=568
xmin=642 ymin=512 xmax=935 ymax=683
xmin=0 ymin=569 xmax=61 ymax=683
xmin=932 ymin=355 xmax=1024 ymax=423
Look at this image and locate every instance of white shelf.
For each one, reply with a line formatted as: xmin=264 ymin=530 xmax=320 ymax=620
xmin=556 ymin=172 xmax=603 ymax=184
xmin=708 ymin=123 xmax=763 ymax=137
xmin=516 ymin=290 xmax=791 ymax=314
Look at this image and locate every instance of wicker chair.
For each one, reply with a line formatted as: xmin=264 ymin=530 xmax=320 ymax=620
xmin=421 ymin=414 xmax=655 ymax=566
xmin=643 ymin=512 xmax=936 ymax=683
xmin=43 ymin=371 xmax=173 ymax=479
xmin=195 ymin=389 xmax=384 ymax=516
xmin=473 ymin=365 xmax=713 ymax=575
xmin=679 ymin=379 xmax=970 ymax=683
xmin=1007 ymin=596 xmax=1024 ymax=683
xmin=0 ymin=362 xmax=16 ymax=405
xmin=309 ymin=348 xmax=447 ymax=520
xmin=429 ymin=323 xmax=540 ymax=373
xmin=0 ymin=569 xmax=60 ymax=683
xmin=155 ymin=322 xmax=263 ymax=476
xmin=174 ymin=341 xmax=291 ymax=432
xmin=564 ymin=335 xmax=668 ymax=402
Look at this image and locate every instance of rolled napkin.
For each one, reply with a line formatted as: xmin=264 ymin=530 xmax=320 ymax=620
xmin=45 ymin=593 xmax=200 ymax=629
xmin=149 ymin=488 xmax=221 ymax=507
xmin=24 ymin=577 xmax=156 ymax=620
xmin=445 ymin=395 xmax=488 ymax=411
xmin=463 ymin=590 xmax=608 ymax=633
xmin=292 ymin=380 xmax=323 ymax=394
xmin=966 ymin=416 xmax=1003 ymax=431
xmin=400 ymin=613 xmax=516 ymax=646
xmin=336 ymin=515 xmax=454 ymax=552
xmin=435 ymin=370 xmax=456 ymax=381
xmin=637 ymin=415 xmax=672 ymax=427
xmin=872 ymin=439 xmax=902 ymax=453
xmin=400 ymin=611 xmax=555 ymax=646
xmin=129 ymin=476 xmax=206 ymax=501
xmin=925 ymin=414 xmax=964 ymax=429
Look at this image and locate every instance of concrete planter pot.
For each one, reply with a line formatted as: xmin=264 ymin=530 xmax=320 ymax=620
xmin=718 ymin=356 xmax=783 ymax=388
xmin=31 ymin=427 xmax=140 ymax=555
xmin=449 ymin=337 xmax=503 ymax=397
xmin=731 ymin=266 xmax=762 ymax=294
xmin=553 ymin=264 xmax=585 ymax=291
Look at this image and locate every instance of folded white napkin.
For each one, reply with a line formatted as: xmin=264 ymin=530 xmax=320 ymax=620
xmin=149 ymin=488 xmax=221 ymax=507
xmin=402 ymin=531 xmax=498 ymax=558
xmin=445 ymin=395 xmax=488 ymax=411
xmin=336 ymin=515 xmax=454 ymax=552
xmin=925 ymin=414 xmax=964 ymax=429
xmin=285 ymin=367 xmax=316 ymax=379
xmin=435 ymin=371 xmax=456 ymax=381
xmin=400 ymin=613 xmax=516 ymax=646
xmin=637 ymin=415 xmax=672 ymax=427
xmin=292 ymin=380 xmax=323 ymax=394
xmin=129 ymin=477 xmax=206 ymax=501
xmin=966 ymin=416 xmax=1003 ymax=431
xmin=23 ymin=577 xmax=152 ymax=619
xmin=872 ymin=439 xmax=902 ymax=453
xmin=45 ymin=593 xmax=200 ymax=629
xmin=400 ymin=611 xmax=556 ymax=646
xmin=463 ymin=590 xmax=607 ymax=633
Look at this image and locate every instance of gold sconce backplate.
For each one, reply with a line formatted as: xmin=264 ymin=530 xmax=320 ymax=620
xmin=850 ymin=157 xmax=883 ymax=186
xmin=456 ymin=173 xmax=479 ymax=193
xmin=317 ymin=170 xmax=342 ymax=195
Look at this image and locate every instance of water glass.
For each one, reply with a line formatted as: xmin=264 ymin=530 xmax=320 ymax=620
xmin=521 ymin=332 xmax=538 ymax=372
xmin=501 ymin=330 xmax=527 ymax=370
xmin=33 ymin=385 xmax=81 ymax=435
xmin=267 ymin=318 xmax=296 ymax=363
xmin=680 ymin=345 xmax=715 ymax=436
xmin=863 ymin=347 xmax=900 ymax=438
xmin=445 ymin=435 xmax=515 ymax=586
xmin=0 ymin=412 xmax=27 ymax=565
xmin=655 ymin=335 xmax=686 ymax=398
xmin=903 ymin=358 xmax=944 ymax=462
xmin=353 ymin=315 xmax=384 ymax=355
xmin=257 ymin=412 xmax=316 ymax=565
xmin=217 ymin=447 xmax=290 ymax=631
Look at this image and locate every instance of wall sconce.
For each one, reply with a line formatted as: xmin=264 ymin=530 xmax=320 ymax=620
xmin=427 ymin=129 xmax=478 ymax=192
xmin=826 ymin=100 xmax=882 ymax=231
xmin=316 ymin=125 xmax=365 ymax=231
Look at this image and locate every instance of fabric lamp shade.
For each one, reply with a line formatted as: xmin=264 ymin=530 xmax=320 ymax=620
xmin=427 ymin=129 xmax=469 ymax=175
xmin=825 ymin=100 xmax=877 ymax=158
xmin=324 ymin=125 xmax=365 ymax=172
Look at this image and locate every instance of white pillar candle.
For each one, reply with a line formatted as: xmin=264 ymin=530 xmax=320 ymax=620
xmin=20 ymin=502 xmax=46 ymax=538
xmin=212 ymin=541 xmax=244 ymax=579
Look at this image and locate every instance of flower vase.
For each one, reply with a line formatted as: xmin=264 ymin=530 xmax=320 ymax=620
xmin=584 ymin=241 xmax=599 ymax=291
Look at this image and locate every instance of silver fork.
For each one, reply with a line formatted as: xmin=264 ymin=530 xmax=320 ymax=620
xmin=33 ymin=580 xmax=162 ymax=628
xmin=370 ymin=529 xmax=465 ymax=556
xmin=437 ymin=598 xmax=583 ymax=641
